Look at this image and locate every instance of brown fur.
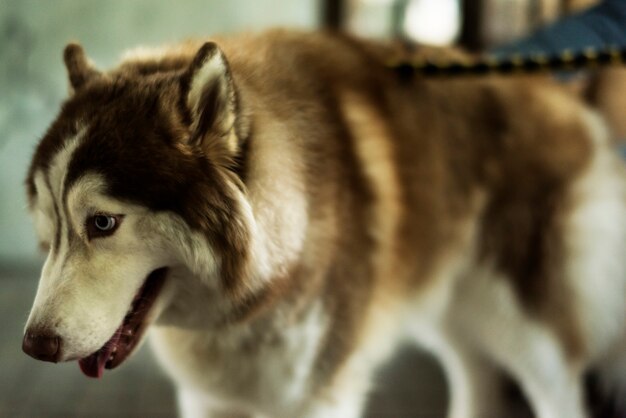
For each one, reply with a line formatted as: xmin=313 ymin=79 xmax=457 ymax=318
xmin=27 ymin=29 xmax=618 ymax=416
xmin=586 ymin=67 xmax=626 ymax=142
xmin=30 ymin=28 xmax=593 ymax=361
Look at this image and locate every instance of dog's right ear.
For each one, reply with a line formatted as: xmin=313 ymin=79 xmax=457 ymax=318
xmin=63 ymin=43 xmax=101 ymax=92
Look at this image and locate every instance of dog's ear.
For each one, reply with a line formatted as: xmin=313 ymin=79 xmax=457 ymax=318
xmin=183 ymin=42 xmax=240 ymax=155
xmin=63 ymin=43 xmax=100 ymax=92
xmin=63 ymin=43 xmax=101 ymax=92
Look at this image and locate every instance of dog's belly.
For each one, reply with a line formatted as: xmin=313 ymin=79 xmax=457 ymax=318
xmin=148 ymin=303 xmax=327 ymax=415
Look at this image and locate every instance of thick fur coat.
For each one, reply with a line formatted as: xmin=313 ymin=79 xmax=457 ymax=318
xmin=23 ymin=30 xmax=626 ymax=418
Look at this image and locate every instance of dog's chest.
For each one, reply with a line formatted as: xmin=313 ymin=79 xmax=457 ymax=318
xmin=149 ymin=303 xmax=327 ymax=413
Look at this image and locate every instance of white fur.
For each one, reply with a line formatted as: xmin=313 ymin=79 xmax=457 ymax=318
xmin=27 ymin=128 xmax=86 ymax=350
xmin=38 ymin=128 xmax=85 ymax=257
xmin=564 ymin=111 xmax=626 ymax=358
xmin=187 ymin=51 xmax=226 ymax=116
xmin=150 ymin=301 xmax=329 ymax=418
xmin=451 ymin=264 xmax=586 ymax=418
xmin=27 ymin=168 xmax=178 ymax=359
xmin=243 ymin=113 xmax=308 ymax=287
xmin=31 ymin=171 xmax=56 ymax=248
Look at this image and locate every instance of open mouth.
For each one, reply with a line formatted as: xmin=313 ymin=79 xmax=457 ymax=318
xmin=78 ymin=267 xmax=168 ymax=378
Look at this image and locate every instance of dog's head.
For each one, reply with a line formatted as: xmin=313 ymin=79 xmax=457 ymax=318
xmin=23 ymin=42 xmax=262 ymax=378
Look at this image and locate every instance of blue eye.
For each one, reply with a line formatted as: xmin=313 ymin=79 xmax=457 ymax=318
xmin=87 ymin=214 xmax=121 ymax=239
xmin=94 ymin=215 xmax=116 ymax=231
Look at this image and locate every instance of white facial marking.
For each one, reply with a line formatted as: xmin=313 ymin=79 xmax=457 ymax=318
xmin=27 ymin=166 xmax=179 ymax=360
xmin=46 ymin=128 xmax=85 ymax=259
xmin=31 ymin=171 xmax=55 ymax=249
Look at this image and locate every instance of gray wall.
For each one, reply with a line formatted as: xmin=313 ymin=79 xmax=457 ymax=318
xmin=0 ymin=0 xmax=318 ymax=267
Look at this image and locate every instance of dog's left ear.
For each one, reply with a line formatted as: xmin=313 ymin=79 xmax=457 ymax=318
xmin=183 ymin=42 xmax=240 ymax=155
xmin=63 ymin=43 xmax=101 ymax=92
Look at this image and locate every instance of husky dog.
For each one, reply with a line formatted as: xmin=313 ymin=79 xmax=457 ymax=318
xmin=22 ymin=30 xmax=625 ymax=418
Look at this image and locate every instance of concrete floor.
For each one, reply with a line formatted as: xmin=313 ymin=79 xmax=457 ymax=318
xmin=0 ymin=265 xmax=451 ymax=417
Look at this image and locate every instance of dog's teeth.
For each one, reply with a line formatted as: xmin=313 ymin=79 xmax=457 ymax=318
xmin=112 ymin=346 xmax=117 ymax=353
xmin=109 ymin=355 xmax=114 ymax=361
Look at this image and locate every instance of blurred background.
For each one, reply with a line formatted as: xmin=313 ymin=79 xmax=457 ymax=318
xmin=0 ymin=0 xmax=617 ymax=416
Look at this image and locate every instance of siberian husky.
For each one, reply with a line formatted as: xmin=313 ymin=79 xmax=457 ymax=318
xmin=22 ymin=30 xmax=626 ymax=418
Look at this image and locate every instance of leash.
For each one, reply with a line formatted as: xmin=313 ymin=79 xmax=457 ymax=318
xmin=387 ymin=46 xmax=626 ymax=77
xmin=386 ymin=45 xmax=626 ymax=162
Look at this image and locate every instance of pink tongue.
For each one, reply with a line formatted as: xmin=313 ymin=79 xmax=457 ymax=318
xmin=78 ymin=327 xmax=122 ymax=378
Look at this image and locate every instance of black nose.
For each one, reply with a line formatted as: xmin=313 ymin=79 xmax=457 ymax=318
xmin=22 ymin=332 xmax=61 ymax=363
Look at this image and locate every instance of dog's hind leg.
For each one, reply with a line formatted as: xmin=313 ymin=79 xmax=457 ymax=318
xmin=407 ymin=318 xmax=508 ymax=418
xmin=451 ymin=272 xmax=587 ymax=418
xmin=482 ymin=325 xmax=585 ymax=418
xmin=448 ymin=114 xmax=626 ymax=418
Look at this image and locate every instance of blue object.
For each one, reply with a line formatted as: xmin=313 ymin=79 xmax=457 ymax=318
xmin=493 ymin=0 xmax=626 ymax=57
xmin=493 ymin=0 xmax=626 ymax=161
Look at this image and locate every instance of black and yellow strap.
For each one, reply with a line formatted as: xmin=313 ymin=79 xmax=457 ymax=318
xmin=387 ymin=46 xmax=626 ymax=77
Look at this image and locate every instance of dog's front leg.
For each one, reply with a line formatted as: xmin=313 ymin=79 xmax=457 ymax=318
xmin=298 ymin=395 xmax=366 ymax=418
xmin=296 ymin=364 xmax=374 ymax=418
xmin=177 ymin=388 xmax=251 ymax=418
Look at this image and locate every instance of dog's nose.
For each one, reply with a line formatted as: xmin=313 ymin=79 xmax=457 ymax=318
xmin=22 ymin=332 xmax=62 ymax=363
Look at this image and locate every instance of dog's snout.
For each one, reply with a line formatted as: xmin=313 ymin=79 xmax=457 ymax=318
xmin=22 ymin=332 xmax=62 ymax=363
